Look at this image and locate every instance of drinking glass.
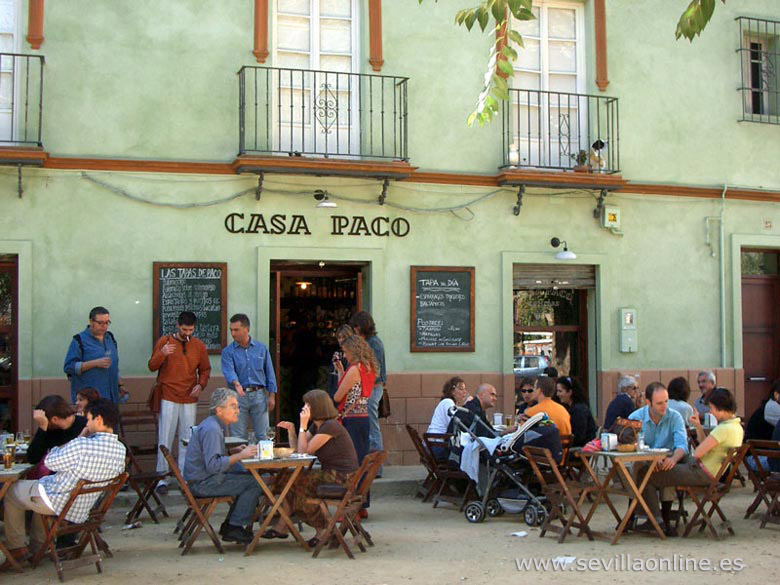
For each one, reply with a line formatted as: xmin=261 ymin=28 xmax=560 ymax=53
xmin=22 ymin=430 xmax=31 ymax=444
xmin=266 ymin=428 xmax=276 ymax=443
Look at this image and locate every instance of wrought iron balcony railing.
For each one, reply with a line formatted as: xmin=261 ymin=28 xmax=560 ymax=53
xmin=239 ymin=66 xmax=408 ymax=161
xmin=502 ymin=89 xmax=619 ymax=173
xmin=0 ymin=53 xmax=44 ymax=147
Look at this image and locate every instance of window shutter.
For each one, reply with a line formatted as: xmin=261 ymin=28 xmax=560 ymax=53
xmin=512 ymin=263 xmax=595 ymax=290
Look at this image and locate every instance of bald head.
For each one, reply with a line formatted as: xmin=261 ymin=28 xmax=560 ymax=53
xmin=476 ymin=383 xmax=498 ymax=410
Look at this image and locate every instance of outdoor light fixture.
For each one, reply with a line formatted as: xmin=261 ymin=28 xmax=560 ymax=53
xmin=314 ymin=190 xmax=337 ymax=208
xmin=296 ymin=281 xmax=312 ymax=290
xmin=551 ymin=237 xmax=576 ymax=260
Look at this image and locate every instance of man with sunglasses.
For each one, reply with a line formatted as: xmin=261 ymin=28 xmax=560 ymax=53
xmin=64 ymin=306 xmax=126 ymax=404
xmin=148 ymin=311 xmax=211 ymax=494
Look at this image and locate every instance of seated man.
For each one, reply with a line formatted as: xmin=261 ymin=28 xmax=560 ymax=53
xmin=628 ymin=381 xmax=688 ymax=535
xmin=522 ymin=376 xmax=572 ymax=437
xmin=2 ymin=399 xmax=127 ymax=566
xmin=183 ymin=387 xmax=261 ymax=545
xmin=694 ymin=370 xmax=716 ymax=417
xmin=448 ymin=383 xmax=498 ymax=439
xmin=603 ymin=375 xmax=639 ymax=430
xmin=27 ymin=395 xmax=88 ymax=469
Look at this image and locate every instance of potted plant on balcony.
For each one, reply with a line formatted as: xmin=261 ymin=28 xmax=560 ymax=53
xmin=571 ymin=149 xmax=590 ymax=173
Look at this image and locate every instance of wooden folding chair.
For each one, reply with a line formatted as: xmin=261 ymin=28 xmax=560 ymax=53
xmin=308 ymin=451 xmax=386 ymax=559
xmin=30 ymin=472 xmax=128 ymax=582
xmin=120 ymin=438 xmax=170 ymax=525
xmin=421 ymin=433 xmax=476 ymax=511
xmin=760 ymin=473 xmax=780 ymax=529
xmin=159 ymin=445 xmax=234 ymax=555
xmin=678 ymin=446 xmax=744 ymax=539
xmin=405 ymin=425 xmax=441 ymax=501
xmin=744 ymin=439 xmax=780 ymax=519
xmin=522 ymin=445 xmax=598 ymax=543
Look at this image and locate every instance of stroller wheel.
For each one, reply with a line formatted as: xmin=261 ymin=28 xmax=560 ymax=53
xmin=486 ymin=498 xmax=504 ymax=517
xmin=464 ymin=501 xmax=486 ymax=523
xmin=524 ymin=505 xmax=538 ymax=526
xmin=535 ymin=506 xmax=547 ymax=526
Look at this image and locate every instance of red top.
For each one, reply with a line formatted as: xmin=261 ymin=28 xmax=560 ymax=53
xmin=148 ymin=335 xmax=211 ymax=404
xmin=337 ymin=363 xmax=375 ymax=413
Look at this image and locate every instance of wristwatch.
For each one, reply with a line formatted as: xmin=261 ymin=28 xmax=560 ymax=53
xmin=299 ymin=427 xmax=306 ymax=434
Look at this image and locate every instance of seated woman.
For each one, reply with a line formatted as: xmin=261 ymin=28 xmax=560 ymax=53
xmin=28 ymin=395 xmax=88 ymax=478
xmin=74 ymin=387 xmax=100 ymax=417
xmin=745 ymin=379 xmax=780 ymax=442
xmin=426 ymin=377 xmax=469 ymax=461
xmin=642 ymin=387 xmax=743 ymax=535
xmin=515 ymin=376 xmax=537 ymax=416
xmin=667 ymin=377 xmax=695 ymax=428
xmin=555 ymin=376 xmax=597 ymax=447
xmin=266 ymin=389 xmax=359 ymax=548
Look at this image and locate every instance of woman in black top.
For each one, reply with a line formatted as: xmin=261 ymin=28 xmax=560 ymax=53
xmin=28 ymin=395 xmax=86 ymax=466
xmin=745 ymin=380 xmax=780 ymax=441
xmin=556 ymin=376 xmax=597 ymax=447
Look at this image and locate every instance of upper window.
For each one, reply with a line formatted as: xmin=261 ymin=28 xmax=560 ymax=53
xmin=737 ymin=17 xmax=780 ymax=124
xmin=0 ymin=0 xmax=19 ymax=142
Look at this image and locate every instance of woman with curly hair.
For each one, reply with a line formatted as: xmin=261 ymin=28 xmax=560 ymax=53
xmin=556 ymin=375 xmax=597 ymax=447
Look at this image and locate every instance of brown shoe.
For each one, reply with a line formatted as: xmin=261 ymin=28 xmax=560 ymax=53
xmin=0 ymin=546 xmax=30 ymax=571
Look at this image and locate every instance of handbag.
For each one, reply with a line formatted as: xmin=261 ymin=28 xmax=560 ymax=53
xmin=147 ymin=381 xmax=162 ymax=414
xmin=609 ymin=417 xmax=642 ymax=444
xmin=377 ymin=385 xmax=391 ymax=419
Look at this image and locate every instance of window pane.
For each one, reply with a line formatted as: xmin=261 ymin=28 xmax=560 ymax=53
xmin=0 ymin=33 xmax=13 ymax=53
xmin=513 ymin=6 xmax=540 ymax=37
xmin=548 ymin=73 xmax=576 ymax=93
xmin=278 ymin=0 xmax=310 ymax=16
xmin=742 ymin=251 xmax=780 ymax=275
xmin=548 ymin=40 xmax=576 ymax=72
xmin=0 ymin=71 xmax=12 ymax=108
xmin=278 ymin=15 xmax=311 ymax=52
xmin=320 ymin=54 xmax=351 ymax=73
xmin=517 ymin=38 xmax=540 ymax=70
xmin=276 ymin=50 xmax=311 ymax=71
xmin=548 ymin=8 xmax=576 ymax=39
xmin=320 ymin=18 xmax=351 ymax=53
xmin=320 ymin=0 xmax=351 ymax=18
xmin=513 ymin=70 xmax=540 ymax=91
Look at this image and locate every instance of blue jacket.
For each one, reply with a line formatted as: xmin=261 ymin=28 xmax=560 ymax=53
xmin=63 ymin=327 xmax=120 ymax=403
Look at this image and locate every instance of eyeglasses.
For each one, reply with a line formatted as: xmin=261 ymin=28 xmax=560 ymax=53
xmin=91 ymin=319 xmax=111 ymax=326
xmin=520 ymin=388 xmax=535 ymax=394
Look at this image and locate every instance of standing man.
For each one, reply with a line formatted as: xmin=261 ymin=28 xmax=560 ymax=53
xmin=148 ymin=311 xmax=211 ymax=494
xmin=694 ymin=370 xmax=716 ymax=416
xmin=64 ymin=306 xmax=126 ymax=404
xmin=348 ymin=311 xmax=386 ymax=457
xmin=220 ymin=313 xmax=277 ymax=440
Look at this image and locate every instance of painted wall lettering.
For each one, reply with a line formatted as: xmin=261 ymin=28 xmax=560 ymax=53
xmin=223 ymin=213 xmax=409 ymax=237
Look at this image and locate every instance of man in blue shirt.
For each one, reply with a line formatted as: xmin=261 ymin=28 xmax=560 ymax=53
xmin=220 ymin=313 xmax=277 ymax=440
xmin=183 ymin=387 xmax=260 ymax=544
xmin=628 ymin=381 xmax=688 ymax=535
xmin=63 ymin=307 xmax=126 ymax=403
xmin=603 ymin=375 xmax=639 ymax=430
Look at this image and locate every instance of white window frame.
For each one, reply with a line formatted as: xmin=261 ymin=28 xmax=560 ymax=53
xmin=509 ymin=0 xmax=586 ymax=168
xmin=0 ymin=0 xmax=22 ymax=144
xmin=742 ymin=34 xmax=778 ymax=118
xmin=271 ymin=0 xmax=361 ymax=156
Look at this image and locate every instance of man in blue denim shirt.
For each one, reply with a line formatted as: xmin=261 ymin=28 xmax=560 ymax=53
xmin=183 ymin=387 xmax=260 ymax=544
xmin=220 ymin=313 xmax=277 ymax=440
xmin=63 ymin=307 xmax=126 ymax=403
xmin=628 ymin=381 xmax=688 ymax=535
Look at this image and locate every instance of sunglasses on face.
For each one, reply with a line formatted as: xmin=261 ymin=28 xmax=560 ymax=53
xmin=520 ymin=389 xmax=535 ymax=394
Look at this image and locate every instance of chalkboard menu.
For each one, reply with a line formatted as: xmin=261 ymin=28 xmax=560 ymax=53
xmin=153 ymin=262 xmax=227 ymax=354
xmin=410 ymin=266 xmax=475 ymax=352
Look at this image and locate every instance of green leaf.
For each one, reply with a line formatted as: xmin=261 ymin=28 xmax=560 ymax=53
xmin=497 ymin=59 xmax=514 ymax=76
xmin=464 ymin=10 xmax=477 ymax=31
xmin=491 ymin=1 xmax=507 ymax=24
xmin=507 ymin=29 xmax=525 ymax=47
xmin=477 ymin=7 xmax=489 ymax=31
xmin=501 ymin=44 xmax=518 ymax=60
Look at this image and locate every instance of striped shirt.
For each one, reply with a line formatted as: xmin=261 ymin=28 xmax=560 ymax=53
xmin=40 ymin=432 xmax=126 ymax=523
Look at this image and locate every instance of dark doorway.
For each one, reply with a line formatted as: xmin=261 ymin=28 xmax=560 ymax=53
xmin=741 ymin=250 xmax=780 ymax=418
xmin=0 ymin=256 xmax=18 ymax=432
xmin=270 ymin=262 xmax=364 ymax=424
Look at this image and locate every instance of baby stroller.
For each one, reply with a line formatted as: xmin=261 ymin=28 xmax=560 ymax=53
xmin=449 ymin=410 xmax=562 ymax=526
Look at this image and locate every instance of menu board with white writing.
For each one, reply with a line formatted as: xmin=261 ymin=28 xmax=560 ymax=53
xmin=410 ymin=266 xmax=475 ymax=352
xmin=153 ymin=262 xmax=227 ymax=353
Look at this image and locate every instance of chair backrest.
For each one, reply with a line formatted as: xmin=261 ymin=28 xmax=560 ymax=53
xmin=747 ymin=439 xmax=780 ymax=478
xmin=422 ymin=432 xmax=451 ymax=463
xmin=712 ymin=445 xmax=747 ymax=488
xmin=407 ymin=425 xmax=438 ymax=472
xmin=160 ymin=444 xmax=201 ymax=511
xmin=522 ymin=445 xmax=568 ymax=491
xmin=355 ymin=451 xmax=387 ymax=499
xmin=559 ymin=434 xmax=573 ymax=466
xmin=55 ymin=472 xmax=129 ymax=533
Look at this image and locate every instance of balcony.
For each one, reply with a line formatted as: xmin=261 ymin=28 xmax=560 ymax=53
xmin=235 ymin=66 xmax=413 ymax=179
xmin=499 ymin=89 xmax=621 ymax=189
xmin=0 ymin=53 xmax=46 ymax=167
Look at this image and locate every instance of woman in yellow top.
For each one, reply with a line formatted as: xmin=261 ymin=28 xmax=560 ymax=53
xmin=642 ymin=387 xmax=743 ymax=535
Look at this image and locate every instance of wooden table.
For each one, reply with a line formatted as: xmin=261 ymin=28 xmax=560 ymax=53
xmin=242 ymin=455 xmax=317 ymax=555
xmin=0 ymin=463 xmax=33 ymax=571
xmin=578 ymin=450 xmax=671 ymax=544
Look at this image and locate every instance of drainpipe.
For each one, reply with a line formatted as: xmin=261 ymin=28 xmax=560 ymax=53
xmin=719 ymin=185 xmax=727 ymax=367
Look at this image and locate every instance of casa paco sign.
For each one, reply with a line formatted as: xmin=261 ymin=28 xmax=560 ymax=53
xmin=224 ymin=212 xmax=410 ymax=238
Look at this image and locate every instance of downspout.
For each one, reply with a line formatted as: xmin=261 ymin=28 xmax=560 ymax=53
xmin=719 ymin=184 xmax=727 ymax=367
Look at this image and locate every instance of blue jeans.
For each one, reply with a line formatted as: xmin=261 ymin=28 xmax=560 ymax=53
xmin=367 ymin=383 xmax=384 ymax=452
xmin=231 ymin=390 xmax=269 ymax=440
xmin=189 ymin=472 xmax=261 ymax=527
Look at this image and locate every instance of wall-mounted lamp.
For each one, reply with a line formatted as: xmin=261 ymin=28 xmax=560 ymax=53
xmin=551 ymin=237 xmax=576 ymax=260
xmin=296 ymin=281 xmax=312 ymax=290
xmin=314 ymin=190 xmax=337 ymax=208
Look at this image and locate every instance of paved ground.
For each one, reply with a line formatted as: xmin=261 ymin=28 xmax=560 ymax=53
xmin=4 ymin=466 xmax=775 ymax=584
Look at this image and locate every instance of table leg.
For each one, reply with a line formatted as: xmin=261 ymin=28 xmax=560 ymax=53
xmin=612 ymin=459 xmax=665 ymax=544
xmin=581 ymin=458 xmax=622 ymax=530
